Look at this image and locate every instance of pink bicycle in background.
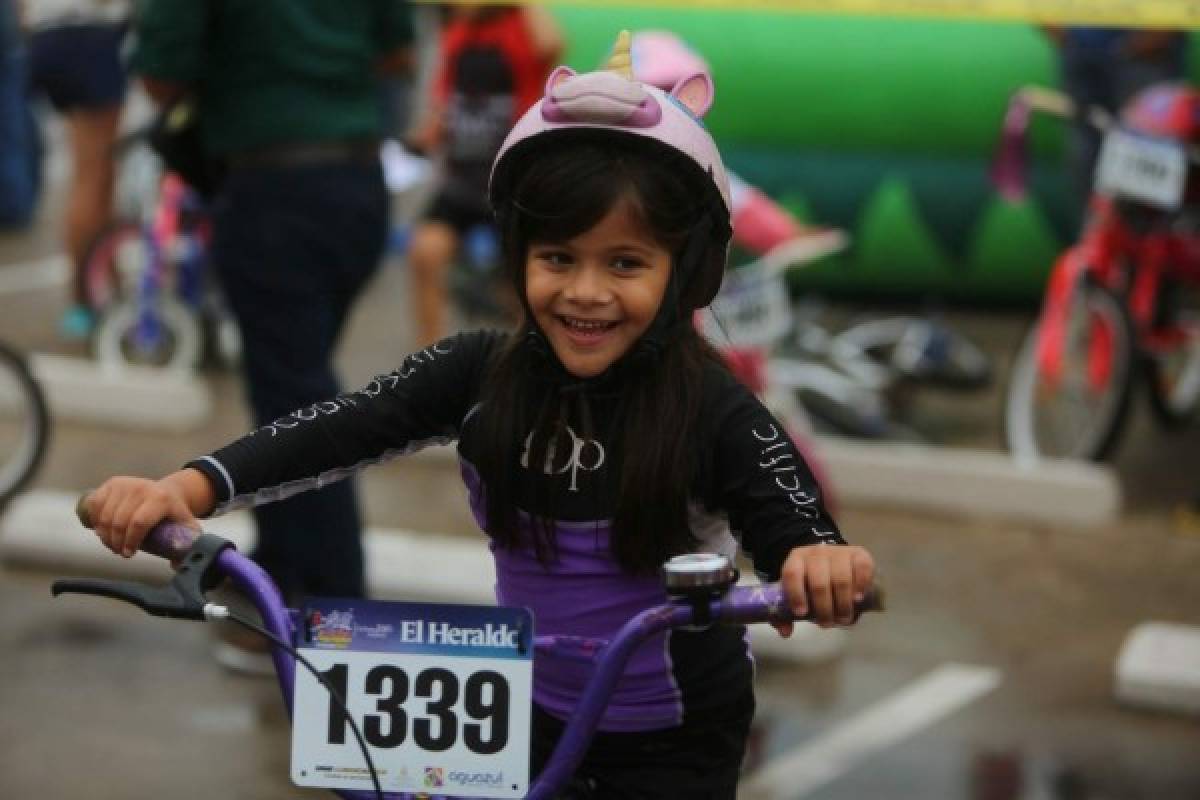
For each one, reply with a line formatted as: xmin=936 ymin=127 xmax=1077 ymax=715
xmin=703 ymin=175 xmax=991 ymax=494
xmin=700 ymin=170 xmax=848 ymax=512
xmin=994 ymin=83 xmax=1200 ymax=461
xmin=81 ymin=130 xmax=238 ymax=372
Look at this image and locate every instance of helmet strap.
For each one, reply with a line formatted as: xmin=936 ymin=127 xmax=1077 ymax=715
xmin=628 ymin=212 xmax=713 ymax=365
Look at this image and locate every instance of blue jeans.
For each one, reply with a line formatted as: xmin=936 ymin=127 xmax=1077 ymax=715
xmin=211 ymin=159 xmax=388 ymax=603
xmin=0 ymin=6 xmax=39 ymax=228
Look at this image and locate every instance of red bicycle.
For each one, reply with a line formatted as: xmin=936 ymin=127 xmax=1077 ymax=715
xmin=995 ymin=83 xmax=1200 ymax=461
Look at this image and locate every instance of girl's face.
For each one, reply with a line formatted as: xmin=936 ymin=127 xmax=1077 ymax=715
xmin=524 ymin=199 xmax=672 ymax=378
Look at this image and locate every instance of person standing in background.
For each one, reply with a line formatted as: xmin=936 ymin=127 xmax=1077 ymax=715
xmin=130 ymin=0 xmax=413 ymax=672
xmin=23 ymin=0 xmax=130 ymax=339
xmin=406 ymin=3 xmax=562 ymax=346
xmin=0 ymin=0 xmax=39 ymax=229
xmin=1043 ymin=26 xmax=1189 ymax=212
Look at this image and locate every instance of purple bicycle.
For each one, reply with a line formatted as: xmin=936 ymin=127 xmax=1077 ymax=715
xmin=55 ymin=501 xmax=883 ymax=799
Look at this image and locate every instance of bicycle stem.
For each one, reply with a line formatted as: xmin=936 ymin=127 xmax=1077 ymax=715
xmin=527 ymin=602 xmax=692 ymax=799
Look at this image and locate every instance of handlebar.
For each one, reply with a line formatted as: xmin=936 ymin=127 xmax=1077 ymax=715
xmin=73 ymin=493 xmax=200 ymax=560
xmin=63 ymin=493 xmax=883 ymax=800
xmin=994 ymin=84 xmax=1200 ymax=203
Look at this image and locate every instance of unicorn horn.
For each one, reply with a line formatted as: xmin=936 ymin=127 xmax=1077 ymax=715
xmin=605 ymin=30 xmax=633 ymax=79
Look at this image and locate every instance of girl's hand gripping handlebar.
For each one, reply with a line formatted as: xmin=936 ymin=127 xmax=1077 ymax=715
xmin=53 ymin=492 xmax=230 ymax=619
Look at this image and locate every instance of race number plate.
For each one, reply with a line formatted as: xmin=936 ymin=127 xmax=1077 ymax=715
xmin=1095 ymin=129 xmax=1188 ymax=211
xmin=291 ymin=599 xmax=534 ymax=798
xmin=704 ymin=270 xmax=792 ymax=347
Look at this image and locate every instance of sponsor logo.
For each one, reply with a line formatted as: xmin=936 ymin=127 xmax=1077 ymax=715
xmin=448 ymin=769 xmax=505 ymax=788
xmin=307 ymin=609 xmax=354 ymax=648
xmin=424 ymin=766 xmax=445 ymax=788
xmin=399 ymin=620 xmax=521 ymax=649
xmin=390 ymin=766 xmax=414 ymax=790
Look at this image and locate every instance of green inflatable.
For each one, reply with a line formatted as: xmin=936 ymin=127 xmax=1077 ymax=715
xmin=549 ymin=6 xmax=1197 ymax=304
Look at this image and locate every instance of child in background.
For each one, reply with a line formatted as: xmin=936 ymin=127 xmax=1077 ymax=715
xmin=1042 ymin=25 xmax=1188 ymax=214
xmin=84 ymin=32 xmax=875 ymax=798
xmin=23 ymin=0 xmax=131 ymax=338
xmin=406 ymin=3 xmax=563 ymax=346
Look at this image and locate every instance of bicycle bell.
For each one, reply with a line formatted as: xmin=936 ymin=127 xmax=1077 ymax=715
xmin=662 ymin=553 xmax=738 ymax=598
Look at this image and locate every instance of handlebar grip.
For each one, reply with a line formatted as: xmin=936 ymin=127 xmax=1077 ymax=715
xmin=736 ymin=581 xmax=886 ymax=626
xmin=857 ymin=584 xmax=886 ymax=614
xmin=76 ymin=491 xmax=200 ymax=563
xmin=74 ymin=492 xmax=93 ymax=529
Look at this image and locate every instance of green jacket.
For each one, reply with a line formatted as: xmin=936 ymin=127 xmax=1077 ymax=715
xmin=131 ymin=0 xmax=413 ymax=156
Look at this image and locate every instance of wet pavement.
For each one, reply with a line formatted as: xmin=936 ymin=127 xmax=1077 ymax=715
xmin=2 ymin=139 xmax=1200 ymax=800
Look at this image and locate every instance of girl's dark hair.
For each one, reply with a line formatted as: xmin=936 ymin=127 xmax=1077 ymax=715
xmin=474 ymin=136 xmax=728 ymax=575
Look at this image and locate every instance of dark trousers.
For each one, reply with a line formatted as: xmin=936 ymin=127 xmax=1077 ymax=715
xmin=1060 ymin=49 xmax=1187 ymax=205
xmin=211 ymin=159 xmax=388 ymax=603
xmin=530 ymin=689 xmax=755 ymax=799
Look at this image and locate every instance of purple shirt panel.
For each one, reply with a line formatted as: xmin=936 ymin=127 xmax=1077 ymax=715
xmin=460 ymin=459 xmax=683 ymax=732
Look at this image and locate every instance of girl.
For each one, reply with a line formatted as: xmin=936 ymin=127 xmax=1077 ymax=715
xmin=85 ymin=31 xmax=875 ymax=799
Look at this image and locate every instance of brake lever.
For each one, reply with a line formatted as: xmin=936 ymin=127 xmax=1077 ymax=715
xmin=51 ymin=533 xmax=233 ymax=620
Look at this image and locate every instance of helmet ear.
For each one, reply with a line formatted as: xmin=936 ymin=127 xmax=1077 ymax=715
xmin=669 ymin=72 xmax=714 ymax=119
xmin=545 ymin=65 xmax=577 ymax=95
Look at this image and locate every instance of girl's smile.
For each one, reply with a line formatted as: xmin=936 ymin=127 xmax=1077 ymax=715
xmin=525 ymin=199 xmax=672 ymax=378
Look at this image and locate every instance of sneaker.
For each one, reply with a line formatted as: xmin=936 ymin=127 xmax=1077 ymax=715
xmin=207 ymin=579 xmax=278 ymax=677
xmin=212 ymin=620 xmax=277 ymax=677
xmin=59 ymin=304 xmax=95 ymax=341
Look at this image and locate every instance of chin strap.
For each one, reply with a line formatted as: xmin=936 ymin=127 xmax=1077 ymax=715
xmin=627 ymin=212 xmax=713 ymax=367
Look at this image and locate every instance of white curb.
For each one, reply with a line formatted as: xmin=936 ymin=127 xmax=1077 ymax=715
xmin=813 ymin=435 xmax=1121 ymax=527
xmin=30 ymin=353 xmax=212 ymax=432
xmin=1 ymin=489 xmax=844 ymax=664
xmin=1114 ymin=621 xmax=1200 ymax=716
xmin=407 ymin=437 xmax=1121 ymax=528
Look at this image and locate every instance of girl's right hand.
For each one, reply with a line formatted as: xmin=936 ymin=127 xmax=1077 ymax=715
xmin=84 ymin=475 xmax=202 ymax=558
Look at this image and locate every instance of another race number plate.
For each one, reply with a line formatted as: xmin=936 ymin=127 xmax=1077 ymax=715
xmin=704 ymin=269 xmax=792 ymax=347
xmin=291 ymin=599 xmax=534 ymax=798
xmin=1095 ymin=128 xmax=1188 ymax=211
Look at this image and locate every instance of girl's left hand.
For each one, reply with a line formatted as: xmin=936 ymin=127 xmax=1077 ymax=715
xmin=774 ymin=544 xmax=875 ymax=635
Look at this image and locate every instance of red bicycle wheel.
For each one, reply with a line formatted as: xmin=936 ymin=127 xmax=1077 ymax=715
xmin=1004 ymin=281 xmax=1135 ymax=461
xmin=1144 ymin=282 xmax=1200 ymax=429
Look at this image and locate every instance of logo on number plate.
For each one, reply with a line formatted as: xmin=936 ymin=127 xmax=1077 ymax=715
xmin=449 ymin=769 xmax=505 ymax=788
xmin=424 ymin=766 xmax=445 ymax=788
xmin=388 ymin=765 xmax=413 ymax=789
xmin=307 ymin=608 xmax=355 ymax=648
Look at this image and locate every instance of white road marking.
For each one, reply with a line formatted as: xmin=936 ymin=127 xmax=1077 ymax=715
xmin=0 ymin=254 xmax=70 ymax=296
xmin=742 ymin=662 xmax=1002 ymax=799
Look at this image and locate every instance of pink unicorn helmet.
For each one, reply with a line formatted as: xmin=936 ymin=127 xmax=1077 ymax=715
xmin=631 ymin=31 xmax=813 ymax=257
xmin=489 ymin=30 xmax=733 ymax=311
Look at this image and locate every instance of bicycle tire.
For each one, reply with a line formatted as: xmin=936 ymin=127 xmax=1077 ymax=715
xmin=1144 ymin=282 xmax=1200 ymax=430
xmin=1004 ymin=281 xmax=1135 ymax=461
xmin=834 ymin=316 xmax=992 ymax=391
xmin=82 ymin=219 xmax=157 ymax=311
xmin=92 ymin=297 xmax=204 ymax=372
xmin=0 ymin=342 xmax=51 ymax=509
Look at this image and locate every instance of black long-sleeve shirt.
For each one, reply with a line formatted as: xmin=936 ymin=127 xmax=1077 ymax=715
xmin=189 ymin=330 xmax=842 ymax=731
